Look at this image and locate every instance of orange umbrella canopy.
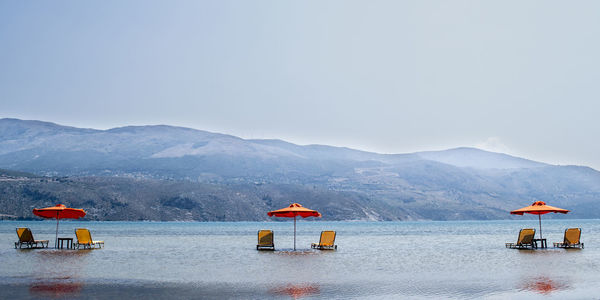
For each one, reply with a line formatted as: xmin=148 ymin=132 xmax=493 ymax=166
xmin=510 ymin=201 xmax=569 ymax=215
xmin=267 ymin=203 xmax=321 ymax=218
xmin=33 ymin=204 xmax=86 ymax=219
xmin=267 ymin=203 xmax=321 ymax=250
xmin=32 ymin=204 xmax=86 ymax=248
xmin=510 ymin=201 xmax=569 ymax=240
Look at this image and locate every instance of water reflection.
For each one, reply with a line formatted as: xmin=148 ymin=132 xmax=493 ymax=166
xmin=32 ymin=249 xmax=91 ymax=274
xmin=274 ymin=250 xmax=319 ymax=256
xmin=563 ymin=248 xmax=584 ymax=252
xmin=270 ymin=283 xmax=320 ymax=299
xmin=519 ymin=276 xmax=569 ymax=294
xmin=29 ymin=278 xmax=83 ymax=298
xmin=35 ymin=249 xmax=92 ymax=258
xmin=27 ymin=250 xmax=90 ymax=298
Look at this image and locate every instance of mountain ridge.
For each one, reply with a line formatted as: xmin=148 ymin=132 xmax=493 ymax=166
xmin=1 ymin=118 xmax=598 ymax=221
xmin=0 ymin=118 xmax=560 ymax=171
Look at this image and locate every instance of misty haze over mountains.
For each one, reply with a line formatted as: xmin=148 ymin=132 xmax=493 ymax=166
xmin=1 ymin=118 xmax=599 ymax=221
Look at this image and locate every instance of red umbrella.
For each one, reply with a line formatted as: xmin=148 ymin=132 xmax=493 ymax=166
xmin=33 ymin=204 xmax=86 ymax=248
xmin=268 ymin=203 xmax=321 ymax=250
xmin=510 ymin=201 xmax=569 ymax=239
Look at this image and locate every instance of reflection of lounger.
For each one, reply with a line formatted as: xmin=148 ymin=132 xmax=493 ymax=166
xmin=553 ymin=228 xmax=584 ymax=249
xmin=505 ymin=228 xmax=536 ymax=249
xmin=15 ymin=228 xmax=49 ymax=249
xmin=311 ymin=231 xmax=337 ymax=250
xmin=74 ymin=228 xmax=104 ymax=249
xmin=257 ymin=230 xmax=275 ymax=250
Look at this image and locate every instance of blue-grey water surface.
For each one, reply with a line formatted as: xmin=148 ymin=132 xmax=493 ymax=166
xmin=1 ymin=219 xmax=599 ymax=299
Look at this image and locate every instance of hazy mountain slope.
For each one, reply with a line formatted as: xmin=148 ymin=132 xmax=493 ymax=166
xmin=1 ymin=118 xmax=599 ymax=221
xmin=416 ymin=147 xmax=548 ymax=169
xmin=0 ymin=118 xmax=556 ymax=178
xmin=0 ymin=119 xmax=362 ymax=178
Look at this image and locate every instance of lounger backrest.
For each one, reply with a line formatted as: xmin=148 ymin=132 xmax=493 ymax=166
xmin=258 ymin=230 xmax=273 ymax=246
xmin=75 ymin=228 xmax=92 ymax=244
xmin=517 ymin=228 xmax=535 ymax=245
xmin=564 ymin=228 xmax=581 ymax=245
xmin=16 ymin=227 xmax=34 ymax=243
xmin=319 ymin=231 xmax=336 ymax=247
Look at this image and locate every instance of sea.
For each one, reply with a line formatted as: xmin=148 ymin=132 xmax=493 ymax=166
xmin=1 ymin=219 xmax=599 ymax=299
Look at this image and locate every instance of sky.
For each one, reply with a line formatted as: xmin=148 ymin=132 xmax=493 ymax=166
xmin=1 ymin=1 xmax=599 ymax=169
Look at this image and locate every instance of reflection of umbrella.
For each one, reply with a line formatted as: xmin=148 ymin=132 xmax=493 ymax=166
xmin=520 ymin=276 xmax=568 ymax=294
xmin=268 ymin=203 xmax=321 ymax=250
xmin=30 ymin=282 xmax=83 ymax=297
xmin=511 ymin=201 xmax=569 ymax=239
xmin=33 ymin=204 xmax=86 ymax=248
xmin=270 ymin=283 xmax=320 ymax=299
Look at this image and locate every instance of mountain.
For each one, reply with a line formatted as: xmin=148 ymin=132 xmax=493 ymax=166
xmin=416 ymin=147 xmax=547 ymax=169
xmin=1 ymin=118 xmax=599 ymax=221
xmin=0 ymin=118 xmax=546 ymax=178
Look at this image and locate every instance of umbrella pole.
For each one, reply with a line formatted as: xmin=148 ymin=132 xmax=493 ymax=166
xmin=538 ymin=214 xmax=542 ymax=240
xmin=55 ymin=212 xmax=59 ymax=249
xmin=294 ymin=216 xmax=296 ymax=251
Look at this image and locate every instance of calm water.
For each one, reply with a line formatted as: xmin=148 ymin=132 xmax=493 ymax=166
xmin=1 ymin=219 xmax=599 ymax=299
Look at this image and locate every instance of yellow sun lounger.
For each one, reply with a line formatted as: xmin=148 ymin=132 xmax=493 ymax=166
xmin=74 ymin=228 xmax=104 ymax=249
xmin=311 ymin=231 xmax=337 ymax=250
xmin=505 ymin=228 xmax=536 ymax=249
xmin=15 ymin=227 xmax=49 ymax=249
xmin=257 ymin=230 xmax=275 ymax=250
xmin=553 ymin=228 xmax=584 ymax=249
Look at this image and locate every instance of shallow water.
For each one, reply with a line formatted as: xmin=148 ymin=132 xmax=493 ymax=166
xmin=1 ymin=219 xmax=599 ymax=299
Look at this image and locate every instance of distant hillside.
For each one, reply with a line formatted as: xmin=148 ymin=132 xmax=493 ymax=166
xmin=0 ymin=118 xmax=551 ymax=178
xmin=0 ymin=168 xmax=38 ymax=178
xmin=0 ymin=175 xmax=400 ymax=221
xmin=0 ymin=118 xmax=599 ymax=221
xmin=416 ymin=147 xmax=547 ymax=169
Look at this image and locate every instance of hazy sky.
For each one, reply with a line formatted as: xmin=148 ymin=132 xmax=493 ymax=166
xmin=1 ymin=1 xmax=599 ymax=169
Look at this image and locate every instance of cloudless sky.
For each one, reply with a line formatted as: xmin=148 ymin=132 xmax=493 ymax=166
xmin=1 ymin=1 xmax=599 ymax=169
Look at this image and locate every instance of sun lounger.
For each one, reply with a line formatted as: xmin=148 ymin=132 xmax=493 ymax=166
xmin=553 ymin=228 xmax=584 ymax=249
xmin=74 ymin=228 xmax=104 ymax=249
xmin=257 ymin=230 xmax=275 ymax=250
xmin=14 ymin=227 xmax=49 ymax=249
xmin=311 ymin=231 xmax=337 ymax=250
xmin=505 ymin=228 xmax=536 ymax=249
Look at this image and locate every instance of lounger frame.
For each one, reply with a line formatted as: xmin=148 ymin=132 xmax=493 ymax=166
xmin=14 ymin=227 xmax=49 ymax=249
xmin=74 ymin=228 xmax=104 ymax=249
xmin=257 ymin=229 xmax=275 ymax=251
xmin=553 ymin=228 xmax=584 ymax=249
xmin=311 ymin=230 xmax=337 ymax=250
xmin=505 ymin=228 xmax=536 ymax=249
